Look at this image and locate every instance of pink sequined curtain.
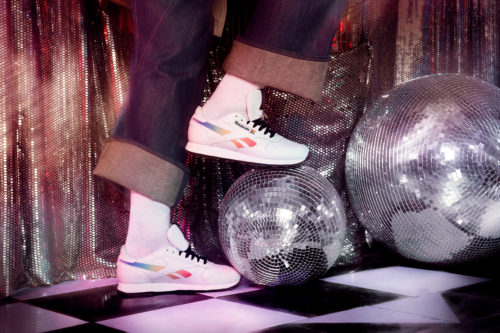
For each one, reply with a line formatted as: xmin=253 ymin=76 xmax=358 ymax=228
xmin=1 ymin=0 xmax=499 ymax=297
xmin=0 ymin=0 xmax=131 ymax=297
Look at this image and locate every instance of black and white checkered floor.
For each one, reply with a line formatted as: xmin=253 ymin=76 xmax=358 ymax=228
xmin=3 ymin=263 xmax=500 ymax=333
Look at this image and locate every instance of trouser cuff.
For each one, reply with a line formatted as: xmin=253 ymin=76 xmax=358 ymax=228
xmin=93 ymin=138 xmax=189 ymax=207
xmin=223 ymin=40 xmax=328 ymax=102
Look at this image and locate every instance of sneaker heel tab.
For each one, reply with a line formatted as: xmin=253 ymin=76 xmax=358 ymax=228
xmin=246 ymin=90 xmax=263 ymax=121
xmin=120 ymin=247 xmax=136 ymax=261
xmin=167 ymin=224 xmax=190 ymax=251
xmin=193 ymin=106 xmax=205 ymax=120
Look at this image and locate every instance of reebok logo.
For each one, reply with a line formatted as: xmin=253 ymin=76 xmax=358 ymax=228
xmin=234 ymin=121 xmax=250 ymax=131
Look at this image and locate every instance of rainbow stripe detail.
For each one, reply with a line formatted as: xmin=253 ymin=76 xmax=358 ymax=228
xmin=193 ymin=118 xmax=230 ymax=135
xmin=231 ymin=139 xmax=244 ymax=148
xmin=230 ymin=138 xmax=257 ymax=148
xmin=240 ymin=138 xmax=257 ymax=147
xmin=120 ymin=260 xmax=193 ymax=279
xmin=119 ymin=259 xmax=165 ymax=272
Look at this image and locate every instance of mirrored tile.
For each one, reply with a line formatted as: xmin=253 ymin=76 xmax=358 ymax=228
xmin=322 ymin=266 xmax=488 ymax=296
xmin=99 ymin=299 xmax=305 ymax=333
xmin=0 ymin=303 xmax=86 ymax=333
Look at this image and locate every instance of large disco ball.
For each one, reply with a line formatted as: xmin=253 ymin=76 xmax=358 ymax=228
xmin=346 ymin=74 xmax=500 ymax=264
xmin=219 ymin=167 xmax=346 ymax=286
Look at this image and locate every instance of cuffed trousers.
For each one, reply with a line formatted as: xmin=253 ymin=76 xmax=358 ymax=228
xmin=94 ymin=0 xmax=348 ymax=206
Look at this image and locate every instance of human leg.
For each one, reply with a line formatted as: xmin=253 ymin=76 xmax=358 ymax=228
xmin=94 ymin=0 xmax=240 ymax=293
xmin=225 ymin=0 xmax=348 ymax=102
xmin=185 ymin=0 xmax=347 ymax=164
xmin=95 ymin=0 xmax=214 ymax=207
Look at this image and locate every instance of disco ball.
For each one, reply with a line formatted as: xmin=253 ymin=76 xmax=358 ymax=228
xmin=219 ymin=167 xmax=346 ymax=286
xmin=346 ymin=74 xmax=500 ymax=264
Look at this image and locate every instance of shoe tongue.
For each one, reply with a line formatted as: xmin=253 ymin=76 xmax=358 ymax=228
xmin=167 ymin=224 xmax=189 ymax=251
xmin=246 ymin=90 xmax=263 ymax=121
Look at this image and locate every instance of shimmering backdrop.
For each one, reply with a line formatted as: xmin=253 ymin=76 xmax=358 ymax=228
xmin=1 ymin=0 xmax=499 ymax=297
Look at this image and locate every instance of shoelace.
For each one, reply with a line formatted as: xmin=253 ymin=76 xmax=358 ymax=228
xmin=179 ymin=246 xmax=207 ymax=264
xmin=247 ymin=118 xmax=276 ymax=138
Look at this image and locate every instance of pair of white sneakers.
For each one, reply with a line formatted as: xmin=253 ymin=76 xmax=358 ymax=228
xmin=117 ymin=90 xmax=309 ymax=294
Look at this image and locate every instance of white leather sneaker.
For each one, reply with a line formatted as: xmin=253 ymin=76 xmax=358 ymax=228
xmin=186 ymin=90 xmax=309 ymax=165
xmin=117 ymin=224 xmax=240 ymax=293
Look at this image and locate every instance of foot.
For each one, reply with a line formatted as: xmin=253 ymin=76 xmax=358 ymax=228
xmin=117 ymin=224 xmax=241 ymax=293
xmin=186 ymin=90 xmax=309 ymax=165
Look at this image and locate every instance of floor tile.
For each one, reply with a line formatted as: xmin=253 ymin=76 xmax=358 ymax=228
xmin=256 ymin=323 xmax=319 ymax=332
xmin=296 ymin=305 xmax=447 ymax=324
xmin=49 ymin=322 xmax=125 ymax=332
xmin=373 ymin=293 xmax=460 ymax=323
xmin=27 ymin=284 xmax=211 ymax=322
xmin=322 ymin=266 xmax=488 ymax=296
xmin=447 ymin=280 xmax=500 ymax=300
xmin=260 ymin=322 xmax=469 ymax=333
xmin=99 ymin=299 xmax=305 ymax=333
xmin=440 ymin=291 xmax=500 ymax=324
xmin=463 ymin=313 xmax=500 ymax=333
xmin=199 ymin=277 xmax=264 ymax=298
xmin=0 ymin=296 xmax=18 ymax=306
xmin=0 ymin=303 xmax=86 ymax=333
xmin=11 ymin=278 xmax=119 ymax=301
xmin=219 ymin=280 xmax=405 ymax=317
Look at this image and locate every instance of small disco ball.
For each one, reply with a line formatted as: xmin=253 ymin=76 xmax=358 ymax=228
xmin=219 ymin=166 xmax=346 ymax=286
xmin=346 ymin=74 xmax=500 ymax=264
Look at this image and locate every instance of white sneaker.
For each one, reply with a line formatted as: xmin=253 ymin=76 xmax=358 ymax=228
xmin=186 ymin=90 xmax=309 ymax=165
xmin=117 ymin=224 xmax=241 ymax=293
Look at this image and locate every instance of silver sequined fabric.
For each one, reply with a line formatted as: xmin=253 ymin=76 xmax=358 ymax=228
xmin=346 ymin=74 xmax=500 ymax=264
xmin=0 ymin=1 xmax=131 ymax=297
xmin=219 ymin=167 xmax=346 ymax=286
xmin=395 ymin=0 xmax=498 ymax=86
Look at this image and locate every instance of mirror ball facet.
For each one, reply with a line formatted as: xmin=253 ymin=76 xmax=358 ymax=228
xmin=219 ymin=167 xmax=346 ymax=286
xmin=346 ymin=74 xmax=500 ymax=264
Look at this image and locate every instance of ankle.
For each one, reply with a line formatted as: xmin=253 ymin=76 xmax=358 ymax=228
xmin=124 ymin=191 xmax=171 ymax=257
xmin=202 ymin=74 xmax=263 ymax=119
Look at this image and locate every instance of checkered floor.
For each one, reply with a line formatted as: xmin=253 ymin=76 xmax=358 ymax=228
xmin=3 ymin=263 xmax=500 ymax=333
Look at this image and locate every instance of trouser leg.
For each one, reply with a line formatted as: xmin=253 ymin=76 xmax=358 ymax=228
xmin=224 ymin=0 xmax=348 ymax=101
xmin=94 ymin=0 xmax=214 ymax=207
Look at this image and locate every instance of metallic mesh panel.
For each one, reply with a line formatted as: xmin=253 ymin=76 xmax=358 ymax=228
xmin=395 ymin=0 xmax=498 ymax=86
xmin=219 ymin=167 xmax=346 ymax=286
xmin=346 ymin=74 xmax=500 ymax=264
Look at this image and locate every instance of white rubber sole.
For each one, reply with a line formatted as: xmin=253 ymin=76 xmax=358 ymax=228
xmin=185 ymin=142 xmax=307 ymax=166
xmin=117 ymin=279 xmax=240 ymax=294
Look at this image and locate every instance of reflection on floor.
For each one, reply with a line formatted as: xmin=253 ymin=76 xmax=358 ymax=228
xmin=2 ymin=261 xmax=500 ymax=333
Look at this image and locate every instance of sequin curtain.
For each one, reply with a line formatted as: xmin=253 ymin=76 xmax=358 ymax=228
xmin=394 ymin=0 xmax=499 ymax=86
xmin=0 ymin=0 xmax=132 ymax=297
xmin=2 ymin=0 xmax=500 ymax=297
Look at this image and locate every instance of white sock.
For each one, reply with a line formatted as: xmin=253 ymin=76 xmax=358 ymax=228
xmin=124 ymin=191 xmax=171 ymax=258
xmin=202 ymin=74 xmax=263 ymax=119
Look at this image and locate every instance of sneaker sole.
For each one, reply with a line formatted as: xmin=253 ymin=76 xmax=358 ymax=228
xmin=186 ymin=142 xmax=307 ymax=165
xmin=117 ymin=279 xmax=240 ymax=294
